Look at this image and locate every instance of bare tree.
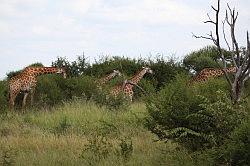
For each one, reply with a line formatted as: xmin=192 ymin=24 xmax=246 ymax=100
xmin=193 ymin=0 xmax=250 ymax=103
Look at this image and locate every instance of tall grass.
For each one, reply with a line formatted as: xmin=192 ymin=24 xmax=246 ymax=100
xmin=0 ymin=100 xmax=196 ymax=166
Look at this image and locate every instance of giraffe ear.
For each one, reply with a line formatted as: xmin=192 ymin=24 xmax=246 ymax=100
xmin=142 ymin=66 xmax=145 ymax=69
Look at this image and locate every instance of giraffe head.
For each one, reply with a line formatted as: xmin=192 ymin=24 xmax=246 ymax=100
xmin=142 ymin=66 xmax=153 ymax=74
xmin=113 ymin=69 xmax=122 ymax=77
xmin=56 ymin=68 xmax=67 ymax=78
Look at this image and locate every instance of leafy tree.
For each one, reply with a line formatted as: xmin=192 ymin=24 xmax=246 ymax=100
xmin=145 ymin=75 xmax=245 ymax=151
xmin=183 ymin=46 xmax=231 ymax=73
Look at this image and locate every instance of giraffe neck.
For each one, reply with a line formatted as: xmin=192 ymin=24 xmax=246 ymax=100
xmin=99 ymin=72 xmax=117 ymax=85
xmin=24 ymin=67 xmax=60 ymax=77
xmin=208 ymin=67 xmax=236 ymax=77
xmin=129 ymin=69 xmax=147 ymax=85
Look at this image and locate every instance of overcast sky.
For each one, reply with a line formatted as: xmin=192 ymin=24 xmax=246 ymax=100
xmin=0 ymin=0 xmax=249 ymax=79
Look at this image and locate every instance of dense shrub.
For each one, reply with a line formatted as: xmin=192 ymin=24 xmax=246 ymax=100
xmin=34 ymin=75 xmax=65 ymax=106
xmin=145 ymin=75 xmax=246 ymax=151
xmin=34 ymin=75 xmax=98 ymax=107
xmin=149 ymin=57 xmax=186 ymax=89
xmin=0 ymin=81 xmax=8 ymax=112
xmin=93 ymin=88 xmax=129 ymax=111
xmin=217 ymin=116 xmax=250 ymax=165
xmin=183 ymin=46 xmax=231 ymax=73
xmin=52 ymin=55 xmax=186 ymax=90
xmin=52 ymin=55 xmax=89 ymax=77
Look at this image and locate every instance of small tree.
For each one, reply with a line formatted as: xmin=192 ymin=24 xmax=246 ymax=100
xmin=193 ymin=0 xmax=250 ymax=103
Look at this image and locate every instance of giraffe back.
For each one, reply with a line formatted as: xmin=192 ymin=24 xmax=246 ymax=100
xmin=189 ymin=67 xmax=236 ymax=84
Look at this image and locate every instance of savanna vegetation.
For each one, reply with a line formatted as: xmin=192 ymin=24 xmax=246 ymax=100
xmin=1 ymin=50 xmax=250 ymax=165
xmin=1 ymin=1 xmax=250 ymax=165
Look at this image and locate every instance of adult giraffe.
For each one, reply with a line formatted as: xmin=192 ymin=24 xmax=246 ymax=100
xmin=8 ymin=66 xmax=66 ymax=110
xmin=189 ymin=67 xmax=236 ymax=84
xmin=111 ymin=67 xmax=153 ymax=101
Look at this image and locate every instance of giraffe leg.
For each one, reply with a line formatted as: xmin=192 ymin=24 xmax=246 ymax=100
xmin=129 ymin=93 xmax=133 ymax=102
xmin=22 ymin=92 xmax=29 ymax=112
xmin=30 ymin=88 xmax=35 ymax=106
xmin=9 ymin=90 xmax=19 ymax=111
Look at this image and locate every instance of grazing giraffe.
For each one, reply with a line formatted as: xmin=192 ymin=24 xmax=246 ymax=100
xmin=8 ymin=66 xmax=66 ymax=110
xmin=97 ymin=70 xmax=122 ymax=88
xmin=111 ymin=67 xmax=153 ymax=101
xmin=189 ymin=66 xmax=236 ymax=84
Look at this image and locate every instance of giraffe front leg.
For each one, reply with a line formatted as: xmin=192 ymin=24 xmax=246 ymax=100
xmin=9 ymin=90 xmax=19 ymax=111
xmin=30 ymin=88 xmax=35 ymax=106
xmin=129 ymin=94 xmax=133 ymax=102
xmin=22 ymin=92 xmax=29 ymax=112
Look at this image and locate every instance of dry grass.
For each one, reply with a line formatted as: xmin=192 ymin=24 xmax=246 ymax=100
xmin=0 ymin=100 xmax=193 ymax=166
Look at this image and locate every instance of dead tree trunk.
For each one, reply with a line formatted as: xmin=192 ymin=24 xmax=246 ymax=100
xmin=193 ymin=0 xmax=250 ymax=103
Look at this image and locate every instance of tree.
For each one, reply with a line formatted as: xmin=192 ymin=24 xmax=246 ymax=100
xmin=193 ymin=0 xmax=250 ymax=103
xmin=183 ymin=46 xmax=231 ymax=73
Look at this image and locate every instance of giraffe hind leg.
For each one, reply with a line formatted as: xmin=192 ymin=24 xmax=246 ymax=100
xmin=22 ymin=92 xmax=29 ymax=112
xmin=30 ymin=88 xmax=35 ymax=106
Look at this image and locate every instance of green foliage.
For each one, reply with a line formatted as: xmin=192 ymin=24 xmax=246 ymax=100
xmin=52 ymin=55 xmax=89 ymax=77
xmin=93 ymin=89 xmax=130 ymax=111
xmin=33 ymin=75 xmax=98 ymax=107
xmin=86 ymin=56 xmax=143 ymax=77
xmin=35 ymin=75 xmax=64 ymax=106
xmin=0 ymin=81 xmax=8 ymax=112
xmin=183 ymin=46 xmax=231 ymax=73
xmin=80 ymin=135 xmax=114 ymax=165
xmin=119 ymin=138 xmax=133 ymax=162
xmin=149 ymin=57 xmax=187 ymax=89
xmin=0 ymin=146 xmax=16 ymax=166
xmin=218 ymin=117 xmax=250 ymax=165
xmin=146 ymin=75 xmax=245 ymax=151
xmin=53 ymin=116 xmax=72 ymax=136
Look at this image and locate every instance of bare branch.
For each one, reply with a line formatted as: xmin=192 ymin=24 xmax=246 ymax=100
xmin=222 ymin=20 xmax=231 ymax=51
xmin=207 ymin=13 xmax=213 ymax=21
xmin=204 ymin=13 xmax=216 ymax=24
xmin=204 ymin=20 xmax=216 ymax=24
xmin=242 ymin=32 xmax=250 ymax=75
xmin=222 ymin=18 xmax=238 ymax=68
xmin=211 ymin=5 xmax=217 ymax=11
xmin=226 ymin=3 xmax=240 ymax=66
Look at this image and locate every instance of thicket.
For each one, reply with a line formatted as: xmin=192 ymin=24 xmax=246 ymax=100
xmin=145 ymin=75 xmax=249 ymax=165
xmin=183 ymin=46 xmax=231 ymax=73
xmin=0 ymin=55 xmax=185 ymax=111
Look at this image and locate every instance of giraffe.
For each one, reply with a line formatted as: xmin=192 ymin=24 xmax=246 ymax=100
xmin=111 ymin=67 xmax=153 ymax=101
xmin=189 ymin=66 xmax=236 ymax=84
xmin=96 ymin=69 xmax=122 ymax=88
xmin=8 ymin=66 xmax=66 ymax=110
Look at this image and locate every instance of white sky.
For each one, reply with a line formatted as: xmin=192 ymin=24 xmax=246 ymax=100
xmin=0 ymin=0 xmax=249 ymax=79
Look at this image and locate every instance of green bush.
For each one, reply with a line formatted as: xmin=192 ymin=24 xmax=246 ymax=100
xmin=133 ymin=79 xmax=156 ymax=101
xmin=93 ymin=88 xmax=129 ymax=111
xmin=34 ymin=75 xmax=98 ymax=107
xmin=80 ymin=135 xmax=114 ymax=165
xmin=218 ymin=117 xmax=250 ymax=165
xmin=0 ymin=81 xmax=8 ymax=112
xmin=35 ymin=75 xmax=65 ymax=106
xmin=145 ymin=75 xmax=246 ymax=151
xmin=183 ymin=46 xmax=231 ymax=73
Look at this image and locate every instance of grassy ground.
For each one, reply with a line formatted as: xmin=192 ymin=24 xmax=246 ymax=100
xmin=0 ymin=100 xmax=194 ymax=166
